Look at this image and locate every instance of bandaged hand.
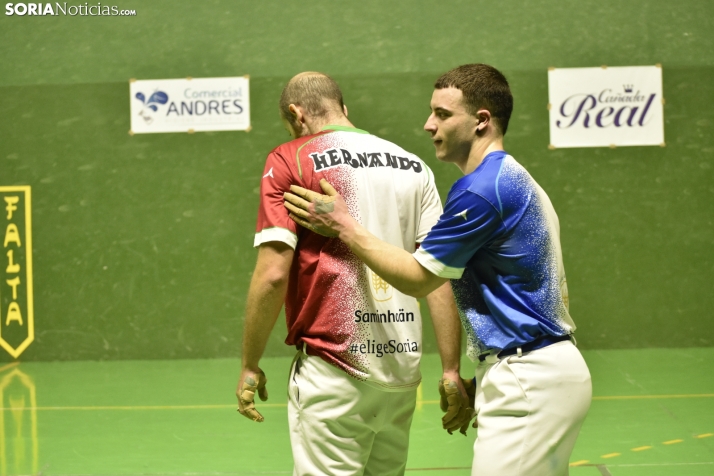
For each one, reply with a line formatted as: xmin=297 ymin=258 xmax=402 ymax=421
xmin=439 ymin=377 xmax=477 ymax=435
xmin=237 ymin=369 xmax=268 ymax=422
xmin=283 ymin=179 xmax=351 ymax=238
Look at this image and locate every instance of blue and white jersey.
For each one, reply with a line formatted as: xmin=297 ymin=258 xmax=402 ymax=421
xmin=414 ymin=151 xmax=575 ymax=360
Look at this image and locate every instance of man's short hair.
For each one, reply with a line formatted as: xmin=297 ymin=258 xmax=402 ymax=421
xmin=434 ymin=64 xmax=514 ymax=135
xmin=279 ymin=72 xmax=344 ymax=127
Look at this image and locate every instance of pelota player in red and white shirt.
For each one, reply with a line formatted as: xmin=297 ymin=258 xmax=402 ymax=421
xmin=236 ymin=72 xmax=468 ymax=475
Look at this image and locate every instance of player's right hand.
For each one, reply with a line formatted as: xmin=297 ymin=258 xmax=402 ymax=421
xmin=439 ymin=377 xmax=477 ymax=435
xmin=237 ymin=369 xmax=268 ymax=422
xmin=283 ymin=179 xmax=349 ymax=238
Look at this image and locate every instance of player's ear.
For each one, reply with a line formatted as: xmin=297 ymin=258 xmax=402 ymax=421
xmin=288 ymin=104 xmax=305 ymax=125
xmin=475 ymin=109 xmax=491 ymax=135
xmin=343 ymin=104 xmax=349 ymax=117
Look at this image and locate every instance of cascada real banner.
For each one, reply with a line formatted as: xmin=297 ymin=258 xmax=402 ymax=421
xmin=129 ymin=76 xmax=250 ymax=134
xmin=548 ymin=65 xmax=664 ymax=148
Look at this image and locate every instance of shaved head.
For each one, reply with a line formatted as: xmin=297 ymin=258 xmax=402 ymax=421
xmin=279 ymin=72 xmax=345 ymax=128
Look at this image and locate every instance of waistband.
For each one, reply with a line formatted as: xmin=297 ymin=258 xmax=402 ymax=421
xmin=478 ymin=334 xmax=572 ymax=362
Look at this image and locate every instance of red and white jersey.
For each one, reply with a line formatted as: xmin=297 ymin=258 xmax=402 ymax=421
xmin=254 ymin=125 xmax=442 ymax=390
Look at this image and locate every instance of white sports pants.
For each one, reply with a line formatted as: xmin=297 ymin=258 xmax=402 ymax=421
xmin=288 ymin=352 xmax=417 ymax=476
xmin=472 ymin=340 xmax=592 ymax=476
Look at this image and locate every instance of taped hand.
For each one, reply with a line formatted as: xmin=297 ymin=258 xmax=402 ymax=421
xmin=283 ymin=179 xmax=347 ymax=238
xmin=439 ymin=377 xmax=477 ymax=435
xmin=237 ymin=369 xmax=268 ymax=422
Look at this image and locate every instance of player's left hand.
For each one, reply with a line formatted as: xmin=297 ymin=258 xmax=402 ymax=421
xmin=237 ymin=369 xmax=268 ymax=422
xmin=439 ymin=376 xmax=477 ymax=435
xmin=283 ymin=179 xmax=351 ymax=238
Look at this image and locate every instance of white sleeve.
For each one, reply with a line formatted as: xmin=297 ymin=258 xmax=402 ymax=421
xmin=416 ymin=164 xmax=442 ymax=243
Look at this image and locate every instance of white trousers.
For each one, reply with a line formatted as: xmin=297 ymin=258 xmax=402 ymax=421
xmin=472 ymin=340 xmax=592 ymax=476
xmin=288 ymin=352 xmax=417 ymax=476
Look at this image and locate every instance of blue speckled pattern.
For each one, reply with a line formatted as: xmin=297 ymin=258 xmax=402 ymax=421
xmin=414 ymin=151 xmax=575 ymax=359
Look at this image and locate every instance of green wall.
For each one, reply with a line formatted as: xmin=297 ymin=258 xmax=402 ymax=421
xmin=0 ymin=0 xmax=712 ymax=361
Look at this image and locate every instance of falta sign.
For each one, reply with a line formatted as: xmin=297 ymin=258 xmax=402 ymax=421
xmin=0 ymin=186 xmax=34 ymax=359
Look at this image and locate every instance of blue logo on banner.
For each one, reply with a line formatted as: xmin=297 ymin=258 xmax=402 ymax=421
xmin=135 ymin=91 xmax=169 ymax=124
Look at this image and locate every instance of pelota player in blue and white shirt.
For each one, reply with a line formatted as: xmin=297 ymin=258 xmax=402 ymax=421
xmin=414 ymin=148 xmax=577 ymax=361
xmin=285 ymin=64 xmax=592 ymax=476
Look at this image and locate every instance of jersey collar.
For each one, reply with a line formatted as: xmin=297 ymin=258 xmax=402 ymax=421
xmin=321 ymin=124 xmax=370 ymax=134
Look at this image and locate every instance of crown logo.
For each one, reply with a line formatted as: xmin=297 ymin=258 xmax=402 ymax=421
xmin=623 ymin=84 xmax=634 ymax=93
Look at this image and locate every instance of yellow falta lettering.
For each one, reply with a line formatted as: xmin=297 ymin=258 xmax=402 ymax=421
xmin=4 ymin=224 xmax=21 ymax=248
xmin=4 ymin=196 xmax=19 ymax=220
xmin=5 ymin=302 xmax=23 ymax=326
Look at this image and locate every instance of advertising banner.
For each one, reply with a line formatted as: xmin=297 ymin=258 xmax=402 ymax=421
xmin=548 ymin=65 xmax=664 ymax=148
xmin=129 ymin=76 xmax=250 ymax=134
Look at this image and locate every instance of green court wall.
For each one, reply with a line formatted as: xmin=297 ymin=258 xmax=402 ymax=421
xmin=0 ymin=0 xmax=712 ymax=361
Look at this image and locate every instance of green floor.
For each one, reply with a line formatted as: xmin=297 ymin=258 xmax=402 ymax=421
xmin=1 ymin=348 xmax=713 ymax=475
